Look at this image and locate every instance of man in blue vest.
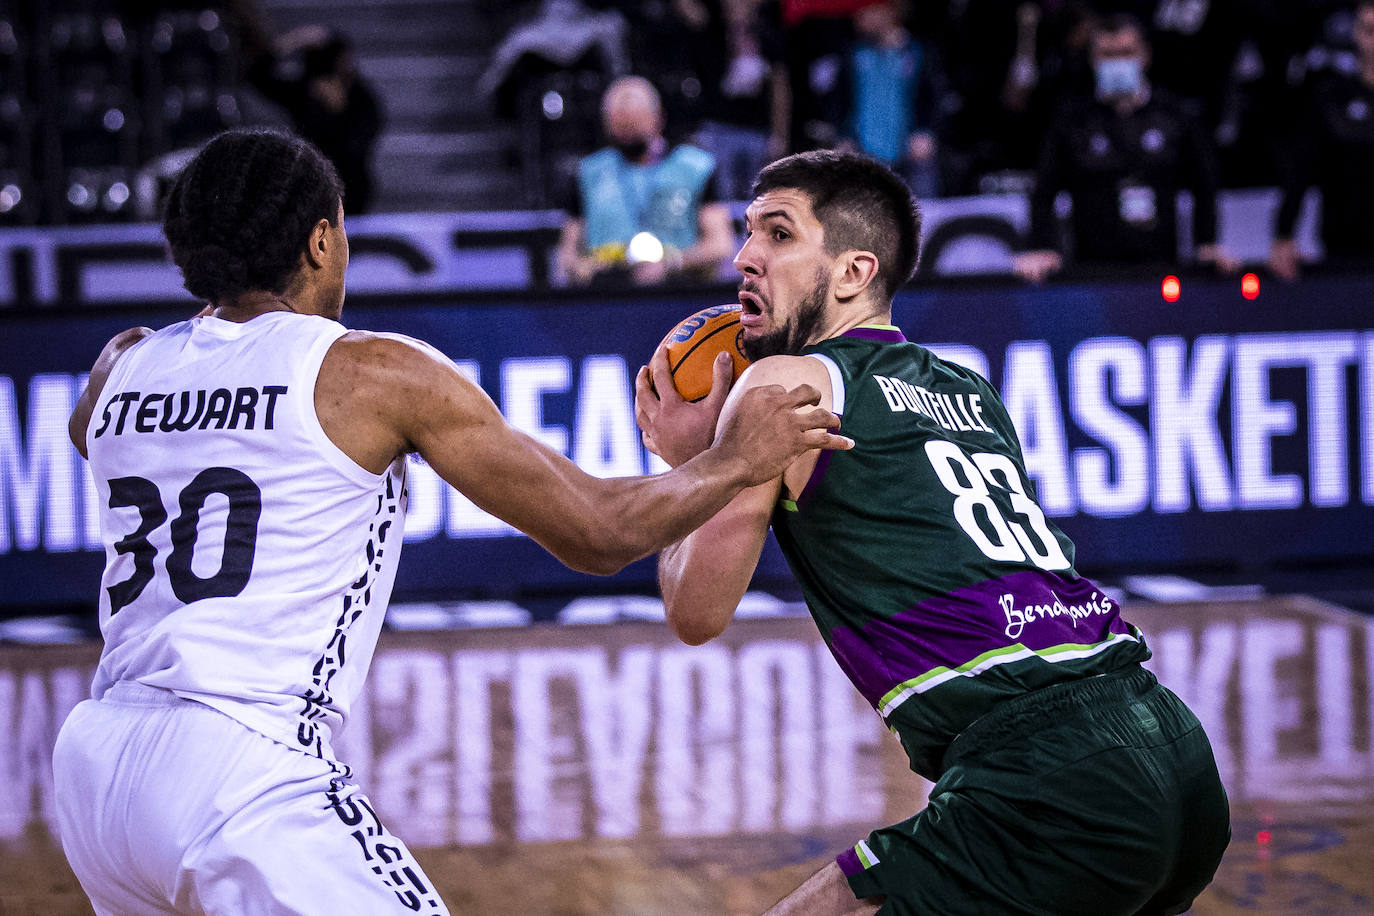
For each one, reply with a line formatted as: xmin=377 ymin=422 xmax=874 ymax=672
xmin=557 ymin=76 xmax=736 ymax=286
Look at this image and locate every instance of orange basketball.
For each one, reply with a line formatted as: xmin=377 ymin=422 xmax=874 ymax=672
xmin=658 ymin=304 xmax=751 ymax=402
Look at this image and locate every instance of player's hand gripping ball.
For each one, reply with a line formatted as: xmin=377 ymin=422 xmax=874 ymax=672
xmin=657 ymin=304 xmax=751 ymax=401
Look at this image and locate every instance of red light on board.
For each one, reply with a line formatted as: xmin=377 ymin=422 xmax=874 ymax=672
xmin=1241 ymin=272 xmax=1260 ymax=300
xmin=1162 ymin=275 xmax=1181 ymax=302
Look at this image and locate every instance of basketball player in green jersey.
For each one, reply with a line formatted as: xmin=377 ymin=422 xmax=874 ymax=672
xmin=635 ymin=151 xmax=1230 ymax=915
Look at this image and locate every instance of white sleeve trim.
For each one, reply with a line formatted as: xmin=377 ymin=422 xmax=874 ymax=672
xmin=806 ymin=353 xmax=845 ymax=416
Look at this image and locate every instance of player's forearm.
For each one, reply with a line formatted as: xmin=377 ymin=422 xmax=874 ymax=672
xmin=656 ymin=487 xmax=773 ymax=643
xmin=658 ymin=535 xmax=748 ymax=645
xmin=545 ymin=446 xmax=754 ymax=576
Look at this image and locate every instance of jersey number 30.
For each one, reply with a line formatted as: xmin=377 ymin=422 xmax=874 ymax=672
xmin=925 ymin=441 xmax=1070 ymax=570
xmin=106 ymin=468 xmax=261 ymax=615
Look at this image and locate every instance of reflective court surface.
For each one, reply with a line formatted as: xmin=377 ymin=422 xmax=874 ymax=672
xmin=1 ymin=595 xmax=1371 ymax=914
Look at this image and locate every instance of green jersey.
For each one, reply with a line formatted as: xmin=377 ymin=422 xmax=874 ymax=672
xmin=771 ymin=327 xmax=1151 ymax=780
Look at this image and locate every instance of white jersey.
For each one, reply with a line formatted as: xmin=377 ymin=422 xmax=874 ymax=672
xmin=85 ymin=312 xmax=407 ymax=765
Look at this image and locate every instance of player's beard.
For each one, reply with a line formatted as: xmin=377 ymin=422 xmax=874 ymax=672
xmin=741 ymin=266 xmax=829 ymax=360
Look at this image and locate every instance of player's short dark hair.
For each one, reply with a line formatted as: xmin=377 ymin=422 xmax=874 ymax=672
xmin=752 ymin=150 xmax=922 ymax=301
xmin=163 ymin=128 xmax=343 ymax=303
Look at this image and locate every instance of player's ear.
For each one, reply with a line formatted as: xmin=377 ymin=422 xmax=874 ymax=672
xmin=833 ymin=250 xmax=879 ymax=302
xmin=305 ymin=218 xmax=331 ymax=269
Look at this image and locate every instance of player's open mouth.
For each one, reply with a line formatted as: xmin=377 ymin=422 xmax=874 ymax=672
xmin=737 ymin=291 xmax=764 ymax=329
xmin=738 ymin=291 xmax=764 ymax=316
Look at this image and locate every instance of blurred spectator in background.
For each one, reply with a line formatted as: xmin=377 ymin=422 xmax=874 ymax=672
xmin=779 ymin=0 xmax=868 ymax=151
xmin=1014 ymin=14 xmax=1238 ymax=283
xmin=477 ymin=0 xmax=630 ymax=207
xmin=1104 ymin=0 xmax=1245 ymax=132
xmin=602 ymin=0 xmax=714 ymax=131
xmin=940 ymin=0 xmax=1043 ymax=194
xmin=1268 ymin=0 xmax=1374 ymax=281
xmin=686 ymin=0 xmax=791 ymax=201
xmin=230 ymin=1 xmax=384 ymax=214
xmin=478 ymin=0 xmax=629 ymax=119
xmin=556 ymin=75 xmax=734 ymax=287
xmin=1034 ymin=2 xmax=1098 ymax=112
xmin=836 ymin=0 xmax=943 ymax=197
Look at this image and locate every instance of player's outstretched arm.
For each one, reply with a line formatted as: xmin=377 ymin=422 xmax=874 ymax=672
xmin=69 ymin=327 xmax=154 ymax=458
xmin=317 ymin=334 xmax=851 ymax=576
xmin=656 ymin=356 xmax=835 ymax=644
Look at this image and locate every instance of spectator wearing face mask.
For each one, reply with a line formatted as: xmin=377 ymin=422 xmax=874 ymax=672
xmin=1012 ymin=14 xmax=1239 ymax=284
xmin=556 ymin=76 xmax=736 ymax=287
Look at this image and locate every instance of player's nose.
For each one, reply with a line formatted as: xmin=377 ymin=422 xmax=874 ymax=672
xmin=733 ymin=238 xmax=762 ymax=277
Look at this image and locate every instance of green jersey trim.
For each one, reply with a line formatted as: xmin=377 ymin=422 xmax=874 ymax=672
xmin=877 ymin=628 xmax=1144 ymax=717
xmin=855 ymin=839 xmax=880 ymax=868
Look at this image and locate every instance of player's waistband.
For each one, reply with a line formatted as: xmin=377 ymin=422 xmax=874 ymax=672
xmin=102 ymin=680 xmax=188 ymax=707
xmin=942 ymin=665 xmax=1156 ymax=769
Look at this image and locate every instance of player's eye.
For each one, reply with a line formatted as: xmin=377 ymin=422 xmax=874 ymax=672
xmin=772 ymin=228 xmax=789 ymax=241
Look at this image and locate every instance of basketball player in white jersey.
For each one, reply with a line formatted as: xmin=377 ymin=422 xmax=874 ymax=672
xmin=52 ymin=129 xmax=850 ymax=916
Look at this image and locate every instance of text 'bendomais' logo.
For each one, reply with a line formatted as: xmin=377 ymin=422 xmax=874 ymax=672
xmin=998 ymin=591 xmax=1116 ymax=640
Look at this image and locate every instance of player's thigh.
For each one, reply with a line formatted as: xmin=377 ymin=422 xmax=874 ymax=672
xmin=53 ymin=699 xmax=183 ymax=915
xmin=859 ymin=789 xmax=1177 ymax=915
xmin=52 ymin=699 xmax=107 ymax=877
xmin=846 ymin=747 xmax=1181 ymax=915
xmin=843 ymin=785 xmax=1081 ymax=916
xmin=1131 ymin=723 xmax=1231 ymax=916
xmin=186 ymin=753 xmax=448 ymax=916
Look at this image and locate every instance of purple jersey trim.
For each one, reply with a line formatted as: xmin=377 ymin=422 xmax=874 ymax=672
xmin=825 ymin=570 xmax=1135 ymax=708
xmin=795 ymin=449 xmax=835 ymax=509
xmin=841 ymin=326 xmax=907 ymax=342
xmin=836 ymin=846 xmax=865 ymax=877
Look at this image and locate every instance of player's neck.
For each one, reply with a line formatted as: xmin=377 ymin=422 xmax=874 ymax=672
xmin=814 ymin=306 xmax=893 ymax=344
xmin=211 ymin=291 xmax=301 ymax=323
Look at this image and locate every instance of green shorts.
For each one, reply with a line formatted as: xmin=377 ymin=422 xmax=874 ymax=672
xmin=837 ymin=666 xmax=1230 ymax=916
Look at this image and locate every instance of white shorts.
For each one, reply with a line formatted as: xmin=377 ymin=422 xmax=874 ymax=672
xmin=53 ymin=681 xmax=449 ymax=916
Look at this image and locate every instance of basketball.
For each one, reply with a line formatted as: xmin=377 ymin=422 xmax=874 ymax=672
xmin=658 ymin=304 xmax=751 ymax=402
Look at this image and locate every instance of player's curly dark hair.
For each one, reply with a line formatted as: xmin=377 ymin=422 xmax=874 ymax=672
xmin=753 ymin=150 xmax=922 ymax=301
xmin=163 ymin=128 xmax=344 ymax=303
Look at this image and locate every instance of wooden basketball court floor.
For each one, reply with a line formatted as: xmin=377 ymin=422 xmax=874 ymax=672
xmin=1 ymin=594 xmax=1371 ymax=915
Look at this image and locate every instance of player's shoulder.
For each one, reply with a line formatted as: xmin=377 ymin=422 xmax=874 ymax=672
xmin=927 ymin=347 xmax=985 ymax=381
xmin=332 ymin=329 xmax=445 ymax=362
xmin=324 ymin=330 xmax=466 ymax=392
xmin=110 ymin=325 xmax=155 ymax=348
xmin=928 ymin=349 xmax=1000 ymax=398
xmin=91 ymin=325 xmax=155 ymax=373
xmin=736 ymin=354 xmax=831 ymax=389
xmin=734 ymin=354 xmax=836 ymax=409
